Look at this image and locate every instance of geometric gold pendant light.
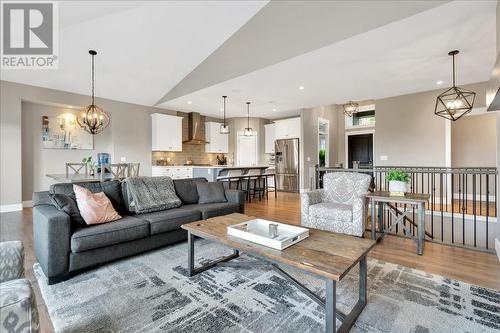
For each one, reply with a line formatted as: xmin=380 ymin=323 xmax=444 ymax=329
xmin=342 ymin=101 xmax=359 ymax=117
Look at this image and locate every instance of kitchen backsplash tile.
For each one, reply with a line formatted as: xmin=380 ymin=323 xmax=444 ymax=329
xmin=152 ymin=112 xmax=228 ymax=166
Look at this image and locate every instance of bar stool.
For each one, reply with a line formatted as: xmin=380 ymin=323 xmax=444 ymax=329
xmin=219 ymin=169 xmax=243 ymax=190
xmin=246 ymin=169 xmax=265 ymax=201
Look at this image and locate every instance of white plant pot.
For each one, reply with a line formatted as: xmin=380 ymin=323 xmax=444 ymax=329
xmin=389 ymin=180 xmax=407 ymax=194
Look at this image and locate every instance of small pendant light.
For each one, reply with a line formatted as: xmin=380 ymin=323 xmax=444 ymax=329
xmin=343 ymin=101 xmax=359 ymax=117
xmin=434 ymin=50 xmax=476 ymax=121
xmin=77 ymin=50 xmax=110 ymax=135
xmin=244 ymin=102 xmax=253 ymax=136
xmin=220 ymin=95 xmax=230 ymax=134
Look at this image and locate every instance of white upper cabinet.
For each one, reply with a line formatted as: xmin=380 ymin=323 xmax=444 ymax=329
xmin=264 ymin=123 xmax=276 ymax=153
xmin=151 ymin=113 xmax=183 ymax=151
xmin=274 ymin=117 xmax=301 ymax=140
xmin=205 ymin=122 xmax=228 ymax=153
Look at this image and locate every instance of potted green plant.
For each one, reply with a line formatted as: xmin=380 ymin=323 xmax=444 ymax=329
xmin=387 ymin=170 xmax=409 ymax=196
xmin=82 ymin=156 xmax=95 ymax=175
xmin=318 ymin=148 xmax=326 ymax=167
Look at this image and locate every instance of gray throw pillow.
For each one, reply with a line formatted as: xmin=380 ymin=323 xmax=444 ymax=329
xmin=48 ymin=193 xmax=87 ymax=229
xmin=196 ymin=182 xmax=227 ymax=204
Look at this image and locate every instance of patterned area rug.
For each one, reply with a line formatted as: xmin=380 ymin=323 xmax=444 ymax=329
xmin=34 ymin=239 xmax=500 ymax=333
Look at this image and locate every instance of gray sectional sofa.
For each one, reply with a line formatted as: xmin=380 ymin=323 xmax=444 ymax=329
xmin=32 ymin=177 xmax=245 ymax=284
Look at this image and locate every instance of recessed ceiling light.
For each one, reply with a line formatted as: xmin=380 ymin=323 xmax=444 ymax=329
xmin=187 ymin=101 xmax=192 ymax=105
xmin=436 ymin=80 xmax=443 ymax=85
xmin=299 ymin=85 xmax=305 ymax=90
xmin=272 ymin=108 xmax=277 ymax=112
xmin=220 ymin=108 xmax=224 ymax=111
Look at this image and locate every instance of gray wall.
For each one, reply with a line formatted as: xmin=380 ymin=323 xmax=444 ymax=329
xmin=1 ymin=80 xmax=176 ymax=206
xmin=21 ymin=102 xmax=114 ymax=201
xmin=451 ymin=113 xmax=497 ymax=167
xmin=300 ymin=105 xmax=341 ymax=189
xmin=375 ymin=81 xmax=488 ymax=167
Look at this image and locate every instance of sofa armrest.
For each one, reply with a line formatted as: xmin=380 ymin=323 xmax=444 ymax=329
xmin=225 ymin=189 xmax=245 ymax=213
xmin=33 ymin=205 xmax=71 ymax=282
xmin=0 ymin=241 xmax=24 ymax=283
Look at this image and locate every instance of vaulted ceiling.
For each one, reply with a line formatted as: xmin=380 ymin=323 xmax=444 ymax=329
xmin=1 ymin=1 xmax=497 ymax=119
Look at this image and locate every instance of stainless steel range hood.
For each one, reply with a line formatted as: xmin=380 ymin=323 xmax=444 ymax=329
xmin=182 ymin=112 xmax=209 ymax=144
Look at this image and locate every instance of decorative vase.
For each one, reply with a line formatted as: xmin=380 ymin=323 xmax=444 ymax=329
xmin=389 ymin=180 xmax=407 ymax=196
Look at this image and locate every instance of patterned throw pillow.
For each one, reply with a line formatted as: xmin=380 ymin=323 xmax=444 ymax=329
xmin=73 ymin=185 xmax=121 ymax=225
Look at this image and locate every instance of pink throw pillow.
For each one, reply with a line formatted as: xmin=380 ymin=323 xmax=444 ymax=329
xmin=73 ymin=185 xmax=121 ymax=225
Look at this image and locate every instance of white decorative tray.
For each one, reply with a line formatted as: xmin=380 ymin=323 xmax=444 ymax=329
xmin=227 ymin=218 xmax=309 ymax=250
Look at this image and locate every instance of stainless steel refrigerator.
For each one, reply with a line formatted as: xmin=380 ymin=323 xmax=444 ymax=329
xmin=275 ymin=138 xmax=299 ymax=192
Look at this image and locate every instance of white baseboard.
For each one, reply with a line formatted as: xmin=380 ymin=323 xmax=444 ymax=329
xmin=22 ymin=200 xmax=33 ymax=208
xmin=0 ymin=203 xmax=23 ymax=213
xmin=496 ymin=238 xmax=500 ymax=262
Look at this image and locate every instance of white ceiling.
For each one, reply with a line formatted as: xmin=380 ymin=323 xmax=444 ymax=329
xmin=1 ymin=1 xmax=268 ymax=106
xmin=1 ymin=1 xmax=496 ymax=119
xmin=161 ymin=1 xmax=497 ymax=119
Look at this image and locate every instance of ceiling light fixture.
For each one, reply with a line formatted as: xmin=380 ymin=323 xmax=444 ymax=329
xmin=299 ymin=85 xmax=305 ymax=90
xmin=220 ymin=96 xmax=230 ymax=134
xmin=244 ymin=102 xmax=253 ymax=136
xmin=272 ymin=108 xmax=277 ymax=112
xmin=187 ymin=101 xmax=192 ymax=105
xmin=342 ymin=101 xmax=359 ymax=117
xmin=77 ymin=50 xmax=110 ymax=135
xmin=434 ymin=50 xmax=476 ymax=121
xmin=436 ymin=80 xmax=443 ymax=85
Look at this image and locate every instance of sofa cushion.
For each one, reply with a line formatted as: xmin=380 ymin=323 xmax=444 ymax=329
xmin=136 ymin=207 xmax=202 ymax=235
xmin=50 ymin=181 xmax=126 ymax=215
xmin=71 ymin=216 xmax=149 ymax=253
xmin=196 ymin=182 xmax=227 ymax=204
xmin=173 ymin=178 xmax=207 ymax=204
xmin=308 ymin=202 xmax=353 ymax=223
xmin=183 ymin=202 xmax=239 ymax=219
xmin=48 ymin=193 xmax=86 ymax=228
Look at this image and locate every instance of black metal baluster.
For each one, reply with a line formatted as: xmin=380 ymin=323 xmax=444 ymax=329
xmin=451 ymin=173 xmax=454 ymax=244
xmin=486 ymin=174 xmax=489 ymax=250
xmin=473 ymin=174 xmax=476 ymax=248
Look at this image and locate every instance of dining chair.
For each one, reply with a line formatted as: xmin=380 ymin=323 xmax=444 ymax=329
xmin=128 ymin=163 xmax=140 ymax=177
xmin=65 ymin=163 xmax=88 ymax=177
xmin=100 ymin=163 xmax=128 ymax=181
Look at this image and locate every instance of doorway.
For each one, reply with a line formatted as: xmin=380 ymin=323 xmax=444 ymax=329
xmin=347 ymin=133 xmax=373 ymax=168
xmin=237 ymin=132 xmax=258 ymax=166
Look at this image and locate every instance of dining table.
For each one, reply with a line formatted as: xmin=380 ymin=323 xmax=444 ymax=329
xmin=46 ymin=173 xmax=115 ymax=183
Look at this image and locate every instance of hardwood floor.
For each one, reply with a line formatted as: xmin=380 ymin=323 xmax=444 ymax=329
xmin=1 ymin=192 xmax=499 ymax=333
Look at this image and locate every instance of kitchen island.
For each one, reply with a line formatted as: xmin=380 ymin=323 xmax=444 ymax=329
xmin=152 ymin=165 xmax=227 ymax=181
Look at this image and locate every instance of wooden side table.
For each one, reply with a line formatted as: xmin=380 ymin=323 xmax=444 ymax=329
xmin=366 ymin=191 xmax=430 ymax=255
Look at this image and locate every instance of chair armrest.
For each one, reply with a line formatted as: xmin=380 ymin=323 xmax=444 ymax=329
xmin=301 ymin=189 xmax=324 ymax=207
xmin=225 ymin=189 xmax=245 ymax=213
xmin=351 ymin=195 xmax=369 ymax=237
xmin=33 ymin=205 xmax=72 ymax=281
xmin=0 ymin=241 xmax=24 ymax=283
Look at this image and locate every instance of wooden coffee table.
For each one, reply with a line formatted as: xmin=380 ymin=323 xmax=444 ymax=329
xmin=181 ymin=213 xmax=376 ymax=333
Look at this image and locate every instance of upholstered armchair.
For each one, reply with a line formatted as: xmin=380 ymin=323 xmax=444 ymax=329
xmin=0 ymin=241 xmax=39 ymax=333
xmin=301 ymin=172 xmax=371 ymax=237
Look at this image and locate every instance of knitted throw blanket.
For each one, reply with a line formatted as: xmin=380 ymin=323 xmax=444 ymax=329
xmin=123 ymin=176 xmax=181 ymax=214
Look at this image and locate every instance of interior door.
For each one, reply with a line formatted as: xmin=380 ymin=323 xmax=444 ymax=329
xmin=237 ymin=133 xmax=258 ymax=166
xmin=348 ymin=134 xmax=373 ymax=168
